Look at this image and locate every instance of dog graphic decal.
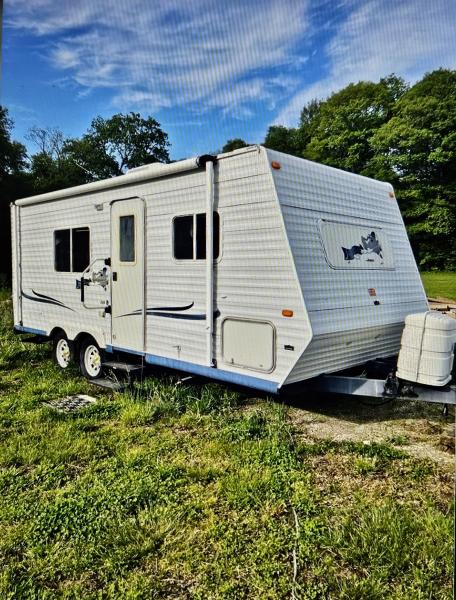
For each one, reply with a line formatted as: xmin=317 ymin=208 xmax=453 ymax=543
xmin=342 ymin=231 xmax=383 ymax=262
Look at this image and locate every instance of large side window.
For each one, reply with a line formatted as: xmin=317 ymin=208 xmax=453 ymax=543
xmin=173 ymin=212 xmax=220 ymax=260
xmin=54 ymin=227 xmax=90 ymax=272
xmin=72 ymin=227 xmax=90 ymax=272
xmin=54 ymin=229 xmax=71 ymax=272
xmin=173 ymin=215 xmax=193 ymax=259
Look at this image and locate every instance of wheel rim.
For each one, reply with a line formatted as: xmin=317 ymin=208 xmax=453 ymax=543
xmin=84 ymin=344 xmax=102 ymax=378
xmin=56 ymin=338 xmax=71 ymax=368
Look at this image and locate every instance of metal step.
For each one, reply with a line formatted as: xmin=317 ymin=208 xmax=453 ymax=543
xmin=88 ymin=378 xmax=128 ymax=391
xmin=102 ymin=360 xmax=144 ymax=374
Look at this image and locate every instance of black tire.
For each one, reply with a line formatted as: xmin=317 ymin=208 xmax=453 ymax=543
xmin=79 ymin=338 xmax=104 ymax=380
xmin=53 ymin=332 xmax=73 ymax=369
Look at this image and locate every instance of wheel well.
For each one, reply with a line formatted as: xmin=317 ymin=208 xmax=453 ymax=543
xmin=73 ymin=332 xmax=98 ymax=354
xmin=49 ymin=327 xmax=66 ymax=341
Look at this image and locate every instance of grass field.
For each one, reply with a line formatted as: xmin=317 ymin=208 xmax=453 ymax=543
xmin=0 ymin=292 xmax=454 ymax=599
xmin=421 ymin=271 xmax=456 ymax=302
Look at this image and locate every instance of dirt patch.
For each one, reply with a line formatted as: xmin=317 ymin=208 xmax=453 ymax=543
xmin=285 ymin=394 xmax=455 ymax=468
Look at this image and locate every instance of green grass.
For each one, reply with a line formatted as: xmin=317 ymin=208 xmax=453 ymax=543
xmin=0 ymin=292 xmax=453 ymax=598
xmin=421 ymin=271 xmax=456 ymax=301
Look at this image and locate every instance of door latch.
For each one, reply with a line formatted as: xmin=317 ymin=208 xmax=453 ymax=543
xmin=112 ymin=272 xmax=118 ymax=282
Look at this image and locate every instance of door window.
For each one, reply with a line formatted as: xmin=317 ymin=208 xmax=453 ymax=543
xmin=119 ymin=215 xmax=135 ymax=262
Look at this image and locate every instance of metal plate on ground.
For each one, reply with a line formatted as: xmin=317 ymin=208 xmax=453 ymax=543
xmin=43 ymin=394 xmax=97 ymax=413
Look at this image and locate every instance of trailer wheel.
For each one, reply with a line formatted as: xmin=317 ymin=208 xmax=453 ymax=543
xmin=79 ymin=338 xmax=104 ymax=380
xmin=53 ymin=332 xmax=73 ymax=369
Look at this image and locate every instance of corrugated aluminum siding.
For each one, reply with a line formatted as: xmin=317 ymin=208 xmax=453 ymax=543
xmin=265 ymin=149 xmax=428 ymax=384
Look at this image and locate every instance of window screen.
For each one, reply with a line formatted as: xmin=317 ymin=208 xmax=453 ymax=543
xmin=174 ymin=212 xmax=220 ymax=260
xmin=54 ymin=229 xmax=71 ymax=272
xmin=72 ymin=227 xmax=90 ymax=272
xmin=119 ymin=215 xmax=135 ymax=262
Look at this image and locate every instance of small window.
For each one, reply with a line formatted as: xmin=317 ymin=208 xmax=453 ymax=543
xmin=72 ymin=227 xmax=90 ymax=272
xmin=54 ymin=229 xmax=71 ymax=272
xmin=174 ymin=212 xmax=220 ymax=260
xmin=54 ymin=227 xmax=90 ymax=272
xmin=119 ymin=215 xmax=135 ymax=262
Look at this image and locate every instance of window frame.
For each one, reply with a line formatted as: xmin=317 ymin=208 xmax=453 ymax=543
xmin=172 ymin=211 xmax=222 ymax=262
xmin=54 ymin=226 xmax=91 ymax=273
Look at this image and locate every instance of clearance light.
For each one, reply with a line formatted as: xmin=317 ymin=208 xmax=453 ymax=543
xmin=282 ymin=309 xmax=293 ymax=317
xmin=389 ymin=191 xmax=395 ymax=198
xmin=271 ymin=161 xmax=281 ymax=170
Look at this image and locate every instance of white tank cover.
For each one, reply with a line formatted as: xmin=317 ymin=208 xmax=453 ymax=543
xmin=397 ymin=311 xmax=456 ymax=386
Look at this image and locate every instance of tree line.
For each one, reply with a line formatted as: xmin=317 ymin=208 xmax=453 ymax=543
xmin=1 ymin=68 xmax=455 ymax=282
xmin=224 ymin=69 xmax=456 ymax=271
xmin=0 ymin=111 xmax=170 ymax=282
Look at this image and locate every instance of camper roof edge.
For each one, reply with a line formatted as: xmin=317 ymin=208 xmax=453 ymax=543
xmin=13 ymin=152 xmax=222 ymax=208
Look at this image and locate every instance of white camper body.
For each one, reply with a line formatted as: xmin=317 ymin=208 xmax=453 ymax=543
xmin=11 ymin=146 xmax=429 ymax=393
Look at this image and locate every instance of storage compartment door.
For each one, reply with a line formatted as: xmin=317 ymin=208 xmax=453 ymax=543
xmin=222 ymin=319 xmax=275 ymax=372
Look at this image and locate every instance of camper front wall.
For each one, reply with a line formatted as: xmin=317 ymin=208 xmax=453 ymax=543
xmin=142 ymin=149 xmax=310 ymax=390
xmin=266 ymin=150 xmax=429 ymax=384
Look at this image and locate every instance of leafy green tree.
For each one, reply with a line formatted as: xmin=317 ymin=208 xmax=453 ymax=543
xmin=371 ymin=69 xmax=456 ymax=269
xmin=27 ymin=126 xmax=88 ymax=194
xmin=29 ymin=151 xmax=88 ymax=195
xmin=222 ymin=138 xmax=249 ymax=153
xmin=0 ymin=107 xmax=31 ymax=283
xmin=64 ymin=113 xmax=170 ymax=179
xmin=305 ymin=75 xmax=408 ymax=176
xmin=0 ymin=107 xmax=27 ymax=178
xmin=264 ymin=125 xmax=298 ymax=155
xmin=28 ymin=113 xmax=171 ymax=192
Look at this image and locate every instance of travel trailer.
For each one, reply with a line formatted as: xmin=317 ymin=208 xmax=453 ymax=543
xmin=11 ymin=146 xmax=456 ymax=403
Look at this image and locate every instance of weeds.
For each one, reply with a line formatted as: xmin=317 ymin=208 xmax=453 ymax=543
xmin=0 ymin=291 xmax=453 ymax=598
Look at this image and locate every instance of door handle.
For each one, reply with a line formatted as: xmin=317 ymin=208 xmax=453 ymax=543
xmin=79 ymin=277 xmax=88 ymax=302
xmin=112 ymin=272 xmax=118 ymax=282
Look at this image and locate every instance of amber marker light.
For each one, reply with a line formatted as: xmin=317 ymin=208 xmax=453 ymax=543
xmin=271 ymin=161 xmax=281 ymax=170
xmin=282 ymin=309 xmax=293 ymax=317
xmin=389 ymin=191 xmax=395 ymax=198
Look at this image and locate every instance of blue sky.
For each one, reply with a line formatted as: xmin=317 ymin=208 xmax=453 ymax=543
xmin=4 ymin=0 xmax=456 ymax=160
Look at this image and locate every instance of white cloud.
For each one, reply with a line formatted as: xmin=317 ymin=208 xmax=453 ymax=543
xmin=276 ymin=0 xmax=456 ymax=126
xmin=7 ymin=0 xmax=309 ymax=116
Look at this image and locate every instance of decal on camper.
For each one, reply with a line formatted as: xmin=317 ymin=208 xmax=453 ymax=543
xmin=22 ymin=289 xmax=75 ymax=311
xmin=319 ymin=220 xmax=394 ymax=270
xmin=342 ymin=231 xmax=383 ymax=263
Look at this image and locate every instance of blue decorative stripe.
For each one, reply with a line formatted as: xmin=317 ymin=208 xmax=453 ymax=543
xmin=103 ymin=345 xmax=278 ymax=393
xmin=106 ymin=345 xmax=145 ymax=356
xmin=145 ymin=353 xmax=278 ymax=394
xmin=118 ymin=302 xmax=195 ymax=318
xmin=149 ymin=310 xmax=221 ymax=321
xmin=14 ymin=325 xmax=47 ymax=336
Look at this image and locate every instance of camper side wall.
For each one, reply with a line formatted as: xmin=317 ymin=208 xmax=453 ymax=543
xmin=142 ymin=149 xmax=311 ymax=389
xmin=17 ymin=194 xmax=111 ymax=346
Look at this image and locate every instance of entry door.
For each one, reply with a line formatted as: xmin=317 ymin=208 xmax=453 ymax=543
xmin=111 ymin=198 xmax=145 ymax=351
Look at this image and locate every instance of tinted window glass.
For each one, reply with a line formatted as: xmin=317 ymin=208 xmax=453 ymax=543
xmin=72 ymin=227 xmax=90 ymax=272
xmin=119 ymin=215 xmax=135 ymax=262
xmin=196 ymin=212 xmax=220 ymax=259
xmin=173 ymin=215 xmax=193 ymax=259
xmin=54 ymin=229 xmax=71 ymax=272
